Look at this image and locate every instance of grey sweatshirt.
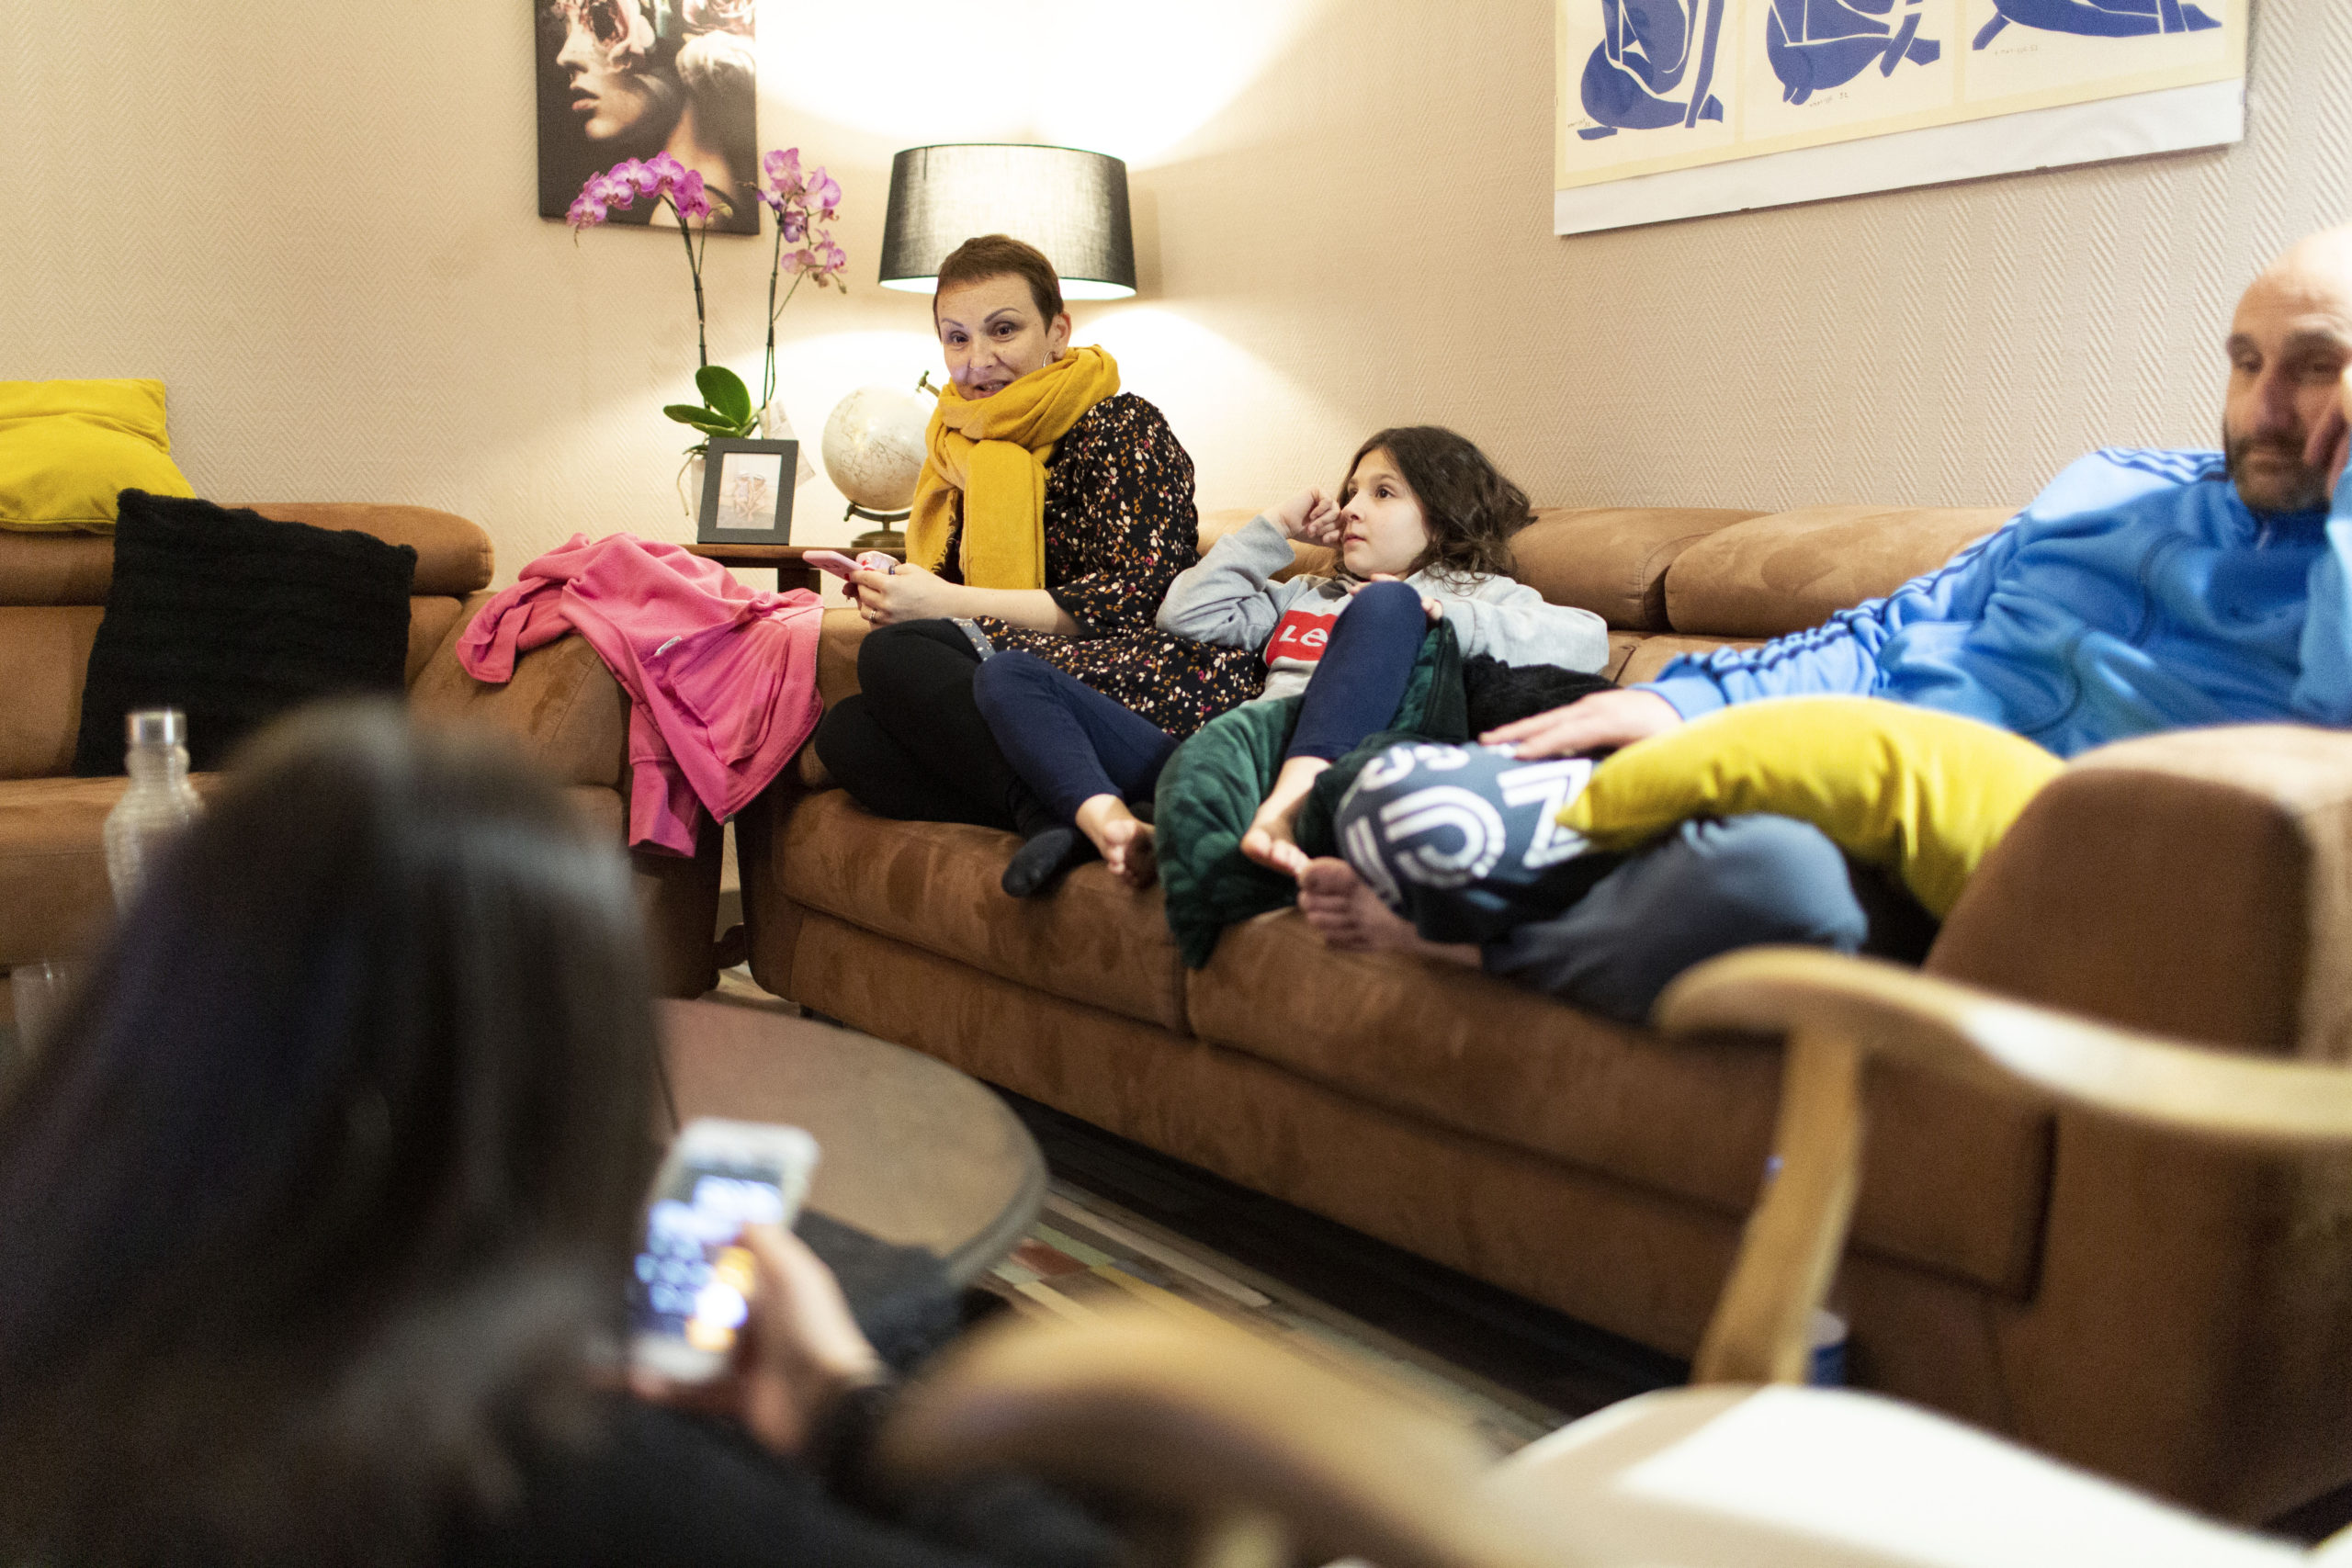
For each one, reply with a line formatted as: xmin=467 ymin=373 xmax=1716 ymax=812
xmin=1157 ymin=514 xmax=1611 ymax=704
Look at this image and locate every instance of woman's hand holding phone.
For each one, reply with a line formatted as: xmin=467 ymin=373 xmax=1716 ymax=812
xmin=629 ymin=1224 xmax=885 ymax=1458
xmin=851 ymin=559 xmax=956 ymax=626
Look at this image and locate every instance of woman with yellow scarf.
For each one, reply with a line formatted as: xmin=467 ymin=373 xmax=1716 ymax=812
xmin=814 ymin=236 xmax=1263 ymax=872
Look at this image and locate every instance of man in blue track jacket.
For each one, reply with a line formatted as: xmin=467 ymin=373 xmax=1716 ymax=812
xmin=1302 ymin=226 xmax=2352 ymax=1022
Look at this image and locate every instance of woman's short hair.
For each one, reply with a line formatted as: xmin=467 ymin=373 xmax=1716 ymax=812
xmin=1340 ymin=425 xmax=1537 ymax=583
xmin=0 ymin=701 xmax=663 ymax=1565
xmin=934 ymin=233 xmax=1064 ymax=322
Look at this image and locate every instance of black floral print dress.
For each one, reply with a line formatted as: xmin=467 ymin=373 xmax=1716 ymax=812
xmin=933 ymin=392 xmax=1262 ymax=739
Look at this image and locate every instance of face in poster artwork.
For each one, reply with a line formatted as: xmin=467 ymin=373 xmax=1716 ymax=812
xmin=537 ymin=0 xmax=758 ymax=234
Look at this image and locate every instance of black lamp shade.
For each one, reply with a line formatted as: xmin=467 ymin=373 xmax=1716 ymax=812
xmin=878 ymin=144 xmax=1137 ymax=301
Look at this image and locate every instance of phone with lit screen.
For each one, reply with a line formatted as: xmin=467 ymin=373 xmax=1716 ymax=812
xmin=628 ymin=1117 xmax=820 ymax=1382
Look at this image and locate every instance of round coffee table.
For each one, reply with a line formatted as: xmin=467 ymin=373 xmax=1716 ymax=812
xmin=655 ymin=998 xmax=1045 ymax=1285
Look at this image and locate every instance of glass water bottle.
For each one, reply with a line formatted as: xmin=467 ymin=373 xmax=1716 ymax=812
xmin=104 ymin=708 xmax=203 ymax=906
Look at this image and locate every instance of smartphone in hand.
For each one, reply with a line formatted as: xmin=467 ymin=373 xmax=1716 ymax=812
xmin=802 ymin=549 xmax=864 ymax=581
xmin=804 ymin=549 xmax=897 ymax=580
xmin=628 ymin=1117 xmax=820 ymax=1382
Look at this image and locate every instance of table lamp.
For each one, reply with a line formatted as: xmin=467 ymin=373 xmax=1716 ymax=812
xmin=877 ymin=143 xmax=1138 ymax=300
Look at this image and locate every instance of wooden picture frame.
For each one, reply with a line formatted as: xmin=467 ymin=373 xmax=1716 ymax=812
xmin=698 ymin=438 xmax=798 ymax=545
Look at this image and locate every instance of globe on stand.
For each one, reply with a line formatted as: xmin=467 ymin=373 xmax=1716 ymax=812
xmin=822 ymin=377 xmax=934 ymax=551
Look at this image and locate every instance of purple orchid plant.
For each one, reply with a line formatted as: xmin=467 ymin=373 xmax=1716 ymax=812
xmin=569 ymin=147 xmax=847 ymax=453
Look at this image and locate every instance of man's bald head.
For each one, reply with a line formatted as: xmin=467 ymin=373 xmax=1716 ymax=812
xmin=2223 ymin=225 xmax=2352 ymax=513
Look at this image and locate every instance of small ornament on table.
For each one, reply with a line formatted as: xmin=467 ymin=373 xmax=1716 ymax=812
xmin=822 ymin=372 xmax=937 ymax=552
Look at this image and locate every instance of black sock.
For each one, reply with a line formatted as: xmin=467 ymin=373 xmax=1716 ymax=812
xmin=1002 ymin=827 xmax=1097 ymax=897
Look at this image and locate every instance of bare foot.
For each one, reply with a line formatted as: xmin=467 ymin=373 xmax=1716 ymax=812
xmin=1240 ymin=756 xmax=1330 ymax=878
xmin=1296 ymin=858 xmax=1477 ymax=966
xmin=1101 ymin=817 xmax=1157 ymax=889
xmin=1074 ymin=795 xmax=1159 ymax=890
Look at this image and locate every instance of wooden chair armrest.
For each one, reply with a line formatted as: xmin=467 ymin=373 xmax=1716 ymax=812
xmin=1653 ymin=948 xmax=2352 ymax=1386
xmin=1657 ymin=947 xmax=2352 ymax=1148
xmin=874 ymin=1306 xmax=1559 ymax=1568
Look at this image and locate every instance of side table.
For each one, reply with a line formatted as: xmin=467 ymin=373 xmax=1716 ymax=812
xmin=656 ymin=998 xmax=1046 ymax=1286
xmin=684 ymin=542 xmax=906 ymax=594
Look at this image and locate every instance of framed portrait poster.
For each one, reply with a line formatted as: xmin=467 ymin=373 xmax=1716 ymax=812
xmin=536 ymin=0 xmax=759 ymax=235
xmin=698 ymin=439 xmax=798 ymax=545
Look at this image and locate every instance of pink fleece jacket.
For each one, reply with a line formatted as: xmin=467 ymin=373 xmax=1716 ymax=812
xmin=458 ymin=533 xmax=823 ymax=856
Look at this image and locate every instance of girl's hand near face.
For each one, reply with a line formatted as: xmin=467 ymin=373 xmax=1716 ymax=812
xmin=1269 ymin=488 xmax=1340 ymax=545
xmin=1354 ymin=574 xmax=1443 ymax=623
xmin=849 ymin=561 xmax=957 ymax=626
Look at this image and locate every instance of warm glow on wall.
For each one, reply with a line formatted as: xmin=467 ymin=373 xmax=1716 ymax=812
xmin=762 ymin=0 xmax=1334 ymax=167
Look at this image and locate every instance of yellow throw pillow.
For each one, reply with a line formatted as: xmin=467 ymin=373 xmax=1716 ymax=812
xmin=1558 ymin=696 xmax=2063 ymax=918
xmin=0 ymin=378 xmax=198 ymax=532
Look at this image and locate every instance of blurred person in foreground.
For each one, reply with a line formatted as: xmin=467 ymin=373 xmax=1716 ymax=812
xmin=0 ymin=703 xmax=1110 ymax=1568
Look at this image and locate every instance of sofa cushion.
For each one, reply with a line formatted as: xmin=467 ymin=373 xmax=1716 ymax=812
xmin=0 ymin=773 xmax=224 ymax=964
xmin=406 ymin=598 xmax=463 ymax=685
xmin=72 ymin=493 xmax=416 ymax=774
xmin=1618 ymin=633 xmax=1762 ymax=686
xmin=0 ymin=505 xmax=492 ymax=607
xmin=1185 ymin=908 xmax=2052 ymax=1296
xmin=409 ymin=593 xmax=627 ymax=790
xmin=0 ymin=607 xmax=104 ymax=781
xmin=1511 ymin=508 xmax=1762 ymax=631
xmin=819 ymin=605 xmax=866 ymax=707
xmin=1665 ymin=506 xmax=2013 ymax=639
xmin=772 ymin=788 xmax=1189 ymax=1032
xmin=0 ymin=533 xmax=116 ymax=607
xmin=1602 ymin=630 xmax=1644 ymax=682
xmin=240 ymin=503 xmax=494 ymax=598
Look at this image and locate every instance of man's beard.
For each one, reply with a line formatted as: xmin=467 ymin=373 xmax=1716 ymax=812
xmin=2224 ymin=424 xmax=2335 ymax=513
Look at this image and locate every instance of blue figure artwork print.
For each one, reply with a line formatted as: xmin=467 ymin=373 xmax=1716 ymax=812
xmin=1973 ymin=0 xmax=2220 ymax=51
xmin=1577 ymin=0 xmax=1727 ymax=141
xmin=1765 ymin=0 xmax=1942 ymax=106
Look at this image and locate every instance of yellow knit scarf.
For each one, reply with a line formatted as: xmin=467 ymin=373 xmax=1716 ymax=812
xmin=907 ymin=344 xmax=1121 ymax=590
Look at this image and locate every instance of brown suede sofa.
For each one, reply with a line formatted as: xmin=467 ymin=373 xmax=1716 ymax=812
xmin=0 ymin=505 xmax=719 ymax=996
xmin=740 ymin=501 xmax=2352 ymax=1522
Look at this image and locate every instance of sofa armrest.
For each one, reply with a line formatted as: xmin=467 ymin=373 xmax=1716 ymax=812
xmin=817 ymin=604 xmax=867 ymax=708
xmin=406 ymin=590 xmax=628 ymax=790
xmin=1928 ymin=724 xmax=2352 ymax=1062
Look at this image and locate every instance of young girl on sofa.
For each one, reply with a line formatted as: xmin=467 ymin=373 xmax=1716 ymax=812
xmin=974 ymin=425 xmax=1609 ymax=894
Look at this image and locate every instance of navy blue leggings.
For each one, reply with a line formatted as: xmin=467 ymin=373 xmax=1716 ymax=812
xmin=973 ymin=581 xmax=1430 ymax=825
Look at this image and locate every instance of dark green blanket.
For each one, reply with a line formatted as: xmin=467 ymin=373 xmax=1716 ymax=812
xmin=1155 ymin=624 xmax=1467 ymax=967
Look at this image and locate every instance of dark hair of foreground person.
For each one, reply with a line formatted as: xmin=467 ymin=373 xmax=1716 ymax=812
xmin=0 ymin=702 xmax=665 ymax=1565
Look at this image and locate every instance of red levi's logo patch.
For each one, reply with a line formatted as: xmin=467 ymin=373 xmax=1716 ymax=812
xmin=1265 ymin=604 xmax=1340 ymax=669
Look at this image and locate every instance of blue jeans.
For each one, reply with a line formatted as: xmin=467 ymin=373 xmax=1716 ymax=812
xmin=972 ymin=581 xmax=1431 ymax=825
xmin=1332 ymin=740 xmax=1929 ymax=1024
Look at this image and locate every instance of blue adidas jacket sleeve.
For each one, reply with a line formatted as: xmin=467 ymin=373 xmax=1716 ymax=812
xmin=1637 ymin=521 xmax=2028 ymax=719
xmin=2291 ymin=469 xmax=2352 ymax=726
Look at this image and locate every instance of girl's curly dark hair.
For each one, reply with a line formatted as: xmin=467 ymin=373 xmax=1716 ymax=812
xmin=1337 ymin=426 xmax=1534 ymax=583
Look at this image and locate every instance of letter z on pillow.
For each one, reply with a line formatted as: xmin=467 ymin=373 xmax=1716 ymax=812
xmin=1558 ymin=696 xmax=2063 ymax=918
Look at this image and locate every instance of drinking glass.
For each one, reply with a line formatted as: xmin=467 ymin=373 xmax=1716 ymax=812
xmin=10 ymin=959 xmax=74 ymax=1066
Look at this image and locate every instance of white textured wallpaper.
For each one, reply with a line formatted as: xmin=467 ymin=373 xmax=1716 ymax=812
xmin=5 ymin=0 xmax=2347 ymax=582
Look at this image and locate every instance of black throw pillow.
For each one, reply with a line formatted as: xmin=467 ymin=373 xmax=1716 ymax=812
xmin=72 ymin=491 xmax=418 ymax=775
